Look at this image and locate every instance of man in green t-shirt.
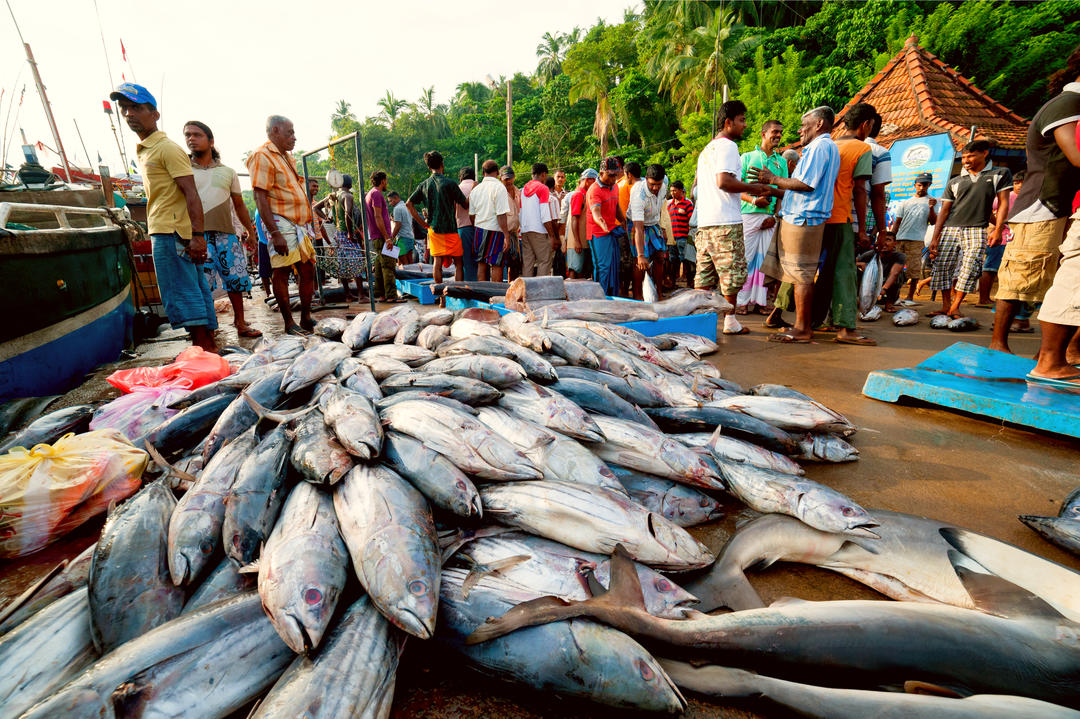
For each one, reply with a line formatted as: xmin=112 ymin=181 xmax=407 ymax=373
xmin=738 ymin=119 xmax=788 ymax=313
xmin=406 ymin=151 xmax=469 ymax=284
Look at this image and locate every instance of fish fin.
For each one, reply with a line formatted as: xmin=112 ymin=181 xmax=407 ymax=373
xmin=466 ymin=544 xmax=649 ymax=645
xmin=947 ymin=550 xmax=1067 ymax=621
xmin=245 ymin=699 xmax=263 ymax=719
xmin=657 ymin=660 xmax=761 ymax=698
xmin=681 ymin=562 xmax=767 ymax=613
xmin=242 ymin=391 xmax=317 ymax=423
xmin=461 ymin=554 xmax=531 ymax=598
xmin=0 ymin=557 xmax=68 ymax=626
xmin=582 ymin=564 xmax=606 ymax=597
xmin=144 ymin=441 xmax=199 ymax=485
xmin=903 ymin=681 xmax=964 ymax=698
xmin=768 ymin=596 xmax=809 ymax=608
xmin=239 ymin=556 xmax=261 ymax=575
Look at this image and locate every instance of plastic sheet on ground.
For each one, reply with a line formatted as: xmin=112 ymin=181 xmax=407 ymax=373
xmin=89 ymin=386 xmax=192 ymax=441
xmin=106 ymin=346 xmax=231 ymax=393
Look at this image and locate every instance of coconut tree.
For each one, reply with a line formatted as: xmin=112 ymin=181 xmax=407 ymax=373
xmin=565 ymin=44 xmax=620 ymax=158
xmin=331 ymin=99 xmax=356 ymax=135
xmin=451 ymin=81 xmax=493 ymax=116
xmin=376 ymin=91 xmax=407 ymax=130
xmin=535 ymin=31 xmax=563 ymax=84
xmin=415 ymin=86 xmax=450 ymax=136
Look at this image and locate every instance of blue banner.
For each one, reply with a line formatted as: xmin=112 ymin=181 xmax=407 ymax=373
xmin=889 ymin=133 xmax=955 ymax=203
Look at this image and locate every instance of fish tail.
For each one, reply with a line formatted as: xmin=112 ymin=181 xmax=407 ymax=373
xmin=465 ymin=544 xmax=648 ymax=645
xmin=241 ymin=391 xmax=317 ymax=423
xmin=144 ymin=441 xmax=198 ymax=485
xmin=680 ymin=562 xmax=767 ymax=613
xmin=658 ymin=660 xmax=763 ymax=698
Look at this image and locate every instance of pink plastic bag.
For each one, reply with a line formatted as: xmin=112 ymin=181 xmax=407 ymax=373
xmin=89 ymin=385 xmax=192 ymax=440
xmin=106 ymin=346 xmax=231 ymax=393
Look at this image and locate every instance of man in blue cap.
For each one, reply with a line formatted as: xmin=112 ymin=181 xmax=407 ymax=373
xmin=111 ymin=82 xmax=217 ymax=352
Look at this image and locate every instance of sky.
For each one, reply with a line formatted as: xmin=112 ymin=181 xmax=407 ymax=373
xmin=1 ymin=0 xmax=635 ymax=188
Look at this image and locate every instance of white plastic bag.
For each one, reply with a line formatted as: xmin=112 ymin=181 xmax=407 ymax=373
xmin=89 ymin=386 xmax=191 ymax=440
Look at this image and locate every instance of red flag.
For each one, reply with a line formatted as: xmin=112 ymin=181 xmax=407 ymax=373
xmin=102 ymin=100 xmax=112 ymax=114
xmin=120 ymin=39 xmax=127 ymax=61
xmin=122 ymin=72 xmax=126 ymax=82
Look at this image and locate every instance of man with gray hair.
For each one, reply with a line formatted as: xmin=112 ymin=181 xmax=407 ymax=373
xmin=247 ymin=115 xmax=317 ymax=335
xmin=749 ymin=106 xmax=841 ymax=343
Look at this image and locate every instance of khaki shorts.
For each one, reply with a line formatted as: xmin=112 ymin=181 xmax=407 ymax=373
xmin=897 ymin=240 xmax=925 ymax=280
xmin=997 ymin=218 xmax=1068 ymax=302
xmin=1038 ymin=216 xmax=1080 ymax=326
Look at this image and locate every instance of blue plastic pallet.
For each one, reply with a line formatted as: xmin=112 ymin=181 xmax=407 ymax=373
xmin=395 ymin=279 xmax=436 ymax=304
xmin=862 ymin=341 xmax=1080 ymax=439
xmin=442 ymin=296 xmax=718 ymax=342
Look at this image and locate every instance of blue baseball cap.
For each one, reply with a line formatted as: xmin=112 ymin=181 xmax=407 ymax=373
xmin=580 ymin=168 xmax=599 ymax=180
xmin=109 ymin=83 xmax=157 ymax=108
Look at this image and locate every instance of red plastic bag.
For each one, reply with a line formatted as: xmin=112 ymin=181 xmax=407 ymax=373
xmin=106 ymin=346 xmax=231 ymax=393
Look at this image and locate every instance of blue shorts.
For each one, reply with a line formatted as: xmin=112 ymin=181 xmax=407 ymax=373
xmin=258 ymin=242 xmax=271 ymax=280
xmin=203 ymin=231 xmax=252 ymax=293
xmin=677 ymin=234 xmax=697 ymax=263
xmin=153 ymin=233 xmax=218 ymax=330
xmin=983 ymin=242 xmax=1006 ymax=272
xmin=566 ymin=246 xmax=586 ymax=273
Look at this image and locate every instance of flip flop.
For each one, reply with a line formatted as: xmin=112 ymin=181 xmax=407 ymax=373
xmin=835 ymin=335 xmax=877 ymax=346
xmin=763 ymin=318 xmax=792 ymax=329
xmin=768 ymin=333 xmax=811 ymax=344
xmin=285 ymin=325 xmax=310 ymax=337
xmin=1011 ymin=325 xmax=1035 ymax=334
xmin=236 ymin=326 xmax=262 ymax=338
xmin=1025 ymin=372 xmax=1080 ymax=389
xmin=723 ymin=326 xmax=750 ymax=335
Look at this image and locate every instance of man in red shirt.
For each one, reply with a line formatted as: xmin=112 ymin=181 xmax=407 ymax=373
xmin=667 ymin=180 xmax=694 ymax=287
xmin=586 ymin=157 xmax=625 ymax=296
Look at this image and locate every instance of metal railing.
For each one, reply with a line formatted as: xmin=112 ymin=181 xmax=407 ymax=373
xmin=0 ymin=202 xmax=119 ymax=230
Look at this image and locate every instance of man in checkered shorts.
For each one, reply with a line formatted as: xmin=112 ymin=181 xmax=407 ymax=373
xmin=928 ymin=140 xmax=1012 ymax=318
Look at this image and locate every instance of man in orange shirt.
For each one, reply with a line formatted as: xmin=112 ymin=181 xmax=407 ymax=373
xmin=247 ymin=115 xmax=317 ymax=335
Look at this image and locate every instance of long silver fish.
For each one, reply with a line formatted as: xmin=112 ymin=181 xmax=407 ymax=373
xmin=222 ymin=424 xmax=292 ymax=565
xmin=711 ymin=395 xmax=855 ymax=434
xmin=542 ymin=330 xmax=600 ymax=369
xmin=1020 ymin=515 xmax=1080 ymax=557
xmin=369 ymin=305 xmax=419 ymax=343
xmin=380 ymin=399 xmax=541 ymax=481
xmin=201 ymin=368 xmax=286 ymax=463
xmin=168 ymin=426 xmax=258 ymax=585
xmin=693 ymin=429 xmax=804 ymax=475
xmin=88 ymin=481 xmax=184 ymax=653
xmin=420 ymin=308 xmax=454 ymax=326
xmin=474 ymin=406 xmax=624 ymax=493
xmin=322 ymin=386 xmax=383 ymax=459
xmin=794 ymin=432 xmax=860 ymax=462
xmin=382 ymin=431 xmax=482 ymax=518
xmin=280 ymin=341 xmax=351 ymax=393
xmin=654 ymin=332 xmax=719 ymax=356
xmin=258 ymin=482 xmax=349 ymax=653
xmin=450 ymin=316 xmax=503 ymax=339
xmin=252 ymin=595 xmax=402 ymax=719
xmin=0 ymin=587 xmax=96 ymax=718
xmin=0 ymin=541 xmax=95 ymax=636
xmin=499 ymin=311 xmax=551 ymax=352
xmin=612 ymin=467 xmax=724 ymax=528
xmin=479 ymin=481 xmax=714 ymax=570
xmin=375 ymin=390 xmax=478 ymax=415
xmin=497 ymin=381 xmax=604 ymax=442
xmin=720 ymin=462 xmax=878 ymax=537
xmin=548 ymin=378 xmax=658 ymax=428
xmin=359 ymin=343 xmax=435 ymax=367
xmin=652 ymin=289 xmax=732 ymax=317
xmin=416 ymin=324 xmax=451 ymax=351
xmin=20 ymin=592 xmax=293 ymax=719
xmin=379 ymin=372 xmax=503 ymax=404
xmin=313 ymin=316 xmax=348 ymax=339
xmin=441 ymin=567 xmax=686 ymax=712
xmin=590 ymin=415 xmax=724 ymax=490
xmin=290 ymin=408 xmax=354 ymax=485
xmin=183 ymin=557 xmax=254 ymax=613
xmin=468 ymin=545 xmax=1080 ymax=707
xmin=450 ymin=531 xmax=697 ymax=618
xmin=357 ymin=354 xmax=413 ymax=380
xmin=436 ymin=335 xmax=558 ymax=382
xmin=341 ymin=311 xmax=377 ymax=349
xmin=421 ymin=354 xmax=528 ymax=388
xmin=334 ymin=465 xmax=441 ymax=638
xmin=394 ymin=316 xmax=422 ymax=344
xmin=336 ymin=357 xmax=382 ymax=401
xmin=659 ymin=661 xmax=1080 ymax=719
xmin=555 ymin=367 xmax=667 ymax=407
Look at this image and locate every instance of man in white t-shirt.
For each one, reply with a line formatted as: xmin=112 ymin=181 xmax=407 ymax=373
xmin=519 ymin=162 xmax=559 ymax=276
xmin=694 ymin=99 xmax=772 ymax=334
xmin=468 ymin=159 xmax=512 ymax=281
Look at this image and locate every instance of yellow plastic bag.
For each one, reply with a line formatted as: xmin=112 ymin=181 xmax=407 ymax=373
xmin=0 ymin=429 xmax=149 ymax=558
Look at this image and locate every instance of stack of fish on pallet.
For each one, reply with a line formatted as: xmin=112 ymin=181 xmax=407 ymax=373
xmin=2 ymin=297 xmax=1080 ymax=719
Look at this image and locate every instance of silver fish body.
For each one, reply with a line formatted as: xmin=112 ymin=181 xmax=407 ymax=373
xmin=280 ymin=341 xmax=351 ymax=393
xmin=394 ymin=317 xmax=422 ymax=344
xmin=379 ymin=371 xmax=503 ymax=404
xmin=613 ymin=467 xmax=724 ymax=527
xmin=259 ymin=482 xmax=349 ymax=653
xmin=479 ymin=480 xmax=714 ymax=570
xmin=0 ymin=541 xmax=95 ymax=636
xmin=421 ymin=354 xmax=527 ymax=388
xmin=375 ymin=390 xmax=478 ymax=415
xmin=654 ymin=332 xmax=719 ymax=356
xmin=222 ymin=424 xmax=292 ymax=565
xmin=499 ymin=312 xmax=551 ymax=352
xmin=369 ymin=305 xmax=420 ymax=343
xmin=711 ymin=395 xmax=855 ymax=434
xmin=697 ymin=430 xmax=805 ymax=475
xmin=591 ymin=414 xmax=724 ymax=490
xmin=420 ymin=308 xmax=454 ymax=326
xmin=437 ymin=335 xmax=558 ymax=382
xmin=334 ymin=465 xmax=441 ymax=638
xmin=201 ymin=369 xmax=286 ymax=463
xmin=252 ymin=595 xmax=402 ymax=719
xmin=497 ymin=381 xmax=604 ymax=442
xmin=543 ymin=330 xmax=600 ymax=368
xmin=183 ymin=557 xmax=255 ymax=613
xmin=1020 ymin=515 xmax=1080 ymax=557
xmin=416 ymin=324 xmax=451 ymax=351
xmin=89 ymin=481 xmax=185 ymax=653
xmin=290 ymin=408 xmax=354 ymax=485
xmin=892 ymin=308 xmax=919 ymax=326
xmin=341 ymin=311 xmax=377 ymax=349
xmin=382 ymin=431 xmax=482 ymax=518
xmin=357 ymin=354 xmax=413 ymax=380
xmin=358 ymin=343 xmax=435 ymax=367
xmin=795 ymin=432 xmax=860 ymax=462
xmin=336 ymin=357 xmax=382 ymax=401
xmin=948 ymin=316 xmax=980 ymax=331
xmin=556 ymin=367 xmax=667 ymax=407
xmin=313 ymin=316 xmax=348 ymax=339
xmin=858 ymin=255 xmax=883 ymax=314
xmin=323 ymin=386 xmax=383 ymax=459
xmin=930 ymin=313 xmax=951 ymax=329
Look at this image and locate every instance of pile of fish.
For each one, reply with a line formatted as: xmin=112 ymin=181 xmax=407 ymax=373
xmin=2 ymin=298 xmax=1079 ymax=718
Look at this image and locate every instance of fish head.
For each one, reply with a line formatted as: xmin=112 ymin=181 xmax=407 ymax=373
xmin=645 ymin=512 xmax=715 ymax=569
xmin=227 ymin=525 xmax=264 ymax=565
xmin=169 ymin=514 xmax=219 ymax=586
xmin=364 ymin=530 xmax=440 ymax=638
xmin=276 ymin=580 xmax=342 ymax=653
xmin=799 ymin=492 xmax=879 ymax=538
xmin=638 ymin=568 xmax=700 ymax=618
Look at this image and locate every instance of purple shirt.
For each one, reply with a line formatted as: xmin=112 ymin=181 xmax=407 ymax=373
xmin=365 ymin=187 xmax=391 ymax=240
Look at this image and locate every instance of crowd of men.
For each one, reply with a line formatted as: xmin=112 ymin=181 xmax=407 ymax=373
xmin=112 ymin=43 xmax=1080 ymax=384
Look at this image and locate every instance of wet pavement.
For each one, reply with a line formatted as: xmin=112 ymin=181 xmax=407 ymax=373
xmin=2 ymin=283 xmax=1078 ymax=718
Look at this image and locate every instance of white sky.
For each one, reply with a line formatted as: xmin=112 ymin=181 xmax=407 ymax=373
xmin=1 ymin=0 xmax=634 ymax=187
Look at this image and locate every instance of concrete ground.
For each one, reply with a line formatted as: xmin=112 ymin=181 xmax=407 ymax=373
xmin=2 ymin=285 xmax=1078 ymax=718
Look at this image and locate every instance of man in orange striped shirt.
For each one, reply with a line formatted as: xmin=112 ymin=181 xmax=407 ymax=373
xmin=247 ymin=115 xmax=317 ymax=335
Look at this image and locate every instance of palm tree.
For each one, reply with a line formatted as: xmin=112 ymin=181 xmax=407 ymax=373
xmin=415 ymin=86 xmax=450 ymax=136
xmin=645 ymin=5 xmax=758 ymax=114
xmin=567 ymin=61 xmax=619 ymax=158
xmin=331 ymin=99 xmax=355 ymax=135
xmin=451 ymin=81 xmax=492 ymax=115
xmin=376 ymin=91 xmax=407 ymax=130
xmin=535 ymin=32 xmax=563 ymax=85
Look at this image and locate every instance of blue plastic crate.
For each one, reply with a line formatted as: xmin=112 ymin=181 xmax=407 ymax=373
xmin=395 ymin=279 xmax=436 ymax=304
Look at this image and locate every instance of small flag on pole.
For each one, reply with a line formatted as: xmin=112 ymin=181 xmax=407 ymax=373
xmin=102 ymin=100 xmax=112 ymax=114
xmin=120 ymin=39 xmax=127 ymax=62
xmin=97 ymin=152 xmax=103 ymax=163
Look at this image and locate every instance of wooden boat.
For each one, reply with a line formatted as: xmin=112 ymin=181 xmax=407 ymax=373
xmin=0 ymin=196 xmax=133 ymax=400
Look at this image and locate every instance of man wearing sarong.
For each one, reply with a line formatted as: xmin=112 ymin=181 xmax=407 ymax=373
xmin=406 ymin=151 xmax=469 ymax=284
xmin=738 ymin=119 xmax=787 ymax=314
xmin=468 ymin=160 xmax=512 ymax=282
xmin=628 ymin=164 xmax=671 ymax=300
xmin=586 ymin=157 xmax=626 ymax=296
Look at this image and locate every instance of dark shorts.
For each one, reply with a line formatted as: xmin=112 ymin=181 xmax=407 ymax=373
xmin=475 ymin=227 xmax=506 ymax=266
xmin=983 ymin=242 xmax=1006 ymax=273
xmin=258 ymin=242 xmax=271 ymax=280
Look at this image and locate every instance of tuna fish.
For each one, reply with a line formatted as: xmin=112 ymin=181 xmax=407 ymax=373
xmin=281 ymin=342 xmax=352 ymax=393
xmin=314 ymin=316 xmax=348 ymax=339
xmin=258 ymin=482 xmax=349 ymax=653
xmin=334 ymin=465 xmax=441 ymax=638
xmin=1019 ymin=515 xmax=1080 ymax=557
xmin=201 ymin=368 xmax=286 ymax=463
xmin=421 ymin=354 xmax=528 ymax=388
xmin=646 ymin=405 xmax=800 ymax=455
xmin=0 ymin=541 xmax=95 ymax=636
xmin=710 ymin=395 xmax=855 ymax=434
xmin=590 ymin=414 xmax=725 ymax=491
xmin=497 ymin=381 xmax=604 ymax=442
xmin=139 ymin=393 xmax=236 ymax=459
xmin=699 ymin=430 xmax=805 ymax=475
xmin=341 ymin=311 xmax=377 ymax=349
xmin=543 ymin=330 xmax=600 ymax=368
xmin=358 ymin=343 xmax=436 ymax=367
xmin=948 ymin=316 xmax=980 ymax=331
xmin=382 ymin=431 xmax=483 ymax=518
xmin=380 ymin=372 xmax=503 ymax=404
xmin=556 ymin=367 xmax=667 ymax=407
xmin=336 ymin=357 xmax=382 ymax=401
xmin=290 ymin=408 xmax=354 ymax=485
xmin=612 ymin=467 xmax=724 ymax=527
xmin=892 ymin=308 xmax=919 ymax=326
xmin=183 ymin=557 xmax=255 ymax=613
xmin=548 ymin=378 xmax=659 ymax=429
xmin=0 ymin=404 xmax=93 ymax=453
xmin=499 ymin=311 xmax=551 ymax=352
xmin=369 ymin=305 xmax=420 ymax=343
xmin=222 ymin=424 xmax=292 ymax=565
xmin=437 ymin=335 xmax=559 ymax=382
xmin=416 ymin=324 xmax=451 ymax=351
xmin=322 ymin=386 xmax=383 ymax=459
xmin=795 ymin=432 xmax=860 ymax=462
xmin=394 ymin=316 xmax=423 ymax=344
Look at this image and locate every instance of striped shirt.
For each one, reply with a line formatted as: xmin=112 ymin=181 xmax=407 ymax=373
xmin=246 ymin=141 xmax=313 ymax=225
xmin=667 ymin=198 xmax=693 ymax=237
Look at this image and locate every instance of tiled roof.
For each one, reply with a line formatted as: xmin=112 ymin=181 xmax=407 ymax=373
xmin=832 ymin=36 xmax=1029 ymax=151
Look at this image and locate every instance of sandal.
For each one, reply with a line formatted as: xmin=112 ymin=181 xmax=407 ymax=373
xmin=763 ymin=317 xmax=792 ymax=330
xmin=834 ymin=335 xmax=877 ymax=346
xmin=236 ymin=326 xmax=262 ymax=338
xmin=1025 ymin=372 xmax=1080 ymax=389
xmin=285 ymin=325 xmax=310 ymax=337
xmin=1011 ymin=324 xmax=1034 ymax=334
xmin=768 ymin=332 xmax=811 ymax=344
xmin=723 ymin=326 xmax=750 ymax=335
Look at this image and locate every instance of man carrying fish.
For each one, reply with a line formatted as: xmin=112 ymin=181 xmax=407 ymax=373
xmin=247 ymin=115 xmax=318 ymax=336
xmin=626 ymin=163 xmax=670 ymax=301
xmin=113 ymin=83 xmax=218 ymax=353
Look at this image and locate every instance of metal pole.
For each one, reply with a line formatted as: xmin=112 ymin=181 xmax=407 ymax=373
xmin=104 ymin=103 xmax=128 ymax=178
xmin=506 ymin=81 xmax=513 ymax=167
xmin=354 ymin=131 xmax=376 ymax=313
xmin=73 ymin=119 xmax=91 ymax=172
xmin=22 ymin=43 xmax=73 ymax=183
xmin=474 ymin=152 xmax=478 ymax=180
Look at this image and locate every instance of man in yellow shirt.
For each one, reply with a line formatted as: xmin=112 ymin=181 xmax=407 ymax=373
xmin=112 ymin=83 xmax=217 ymax=352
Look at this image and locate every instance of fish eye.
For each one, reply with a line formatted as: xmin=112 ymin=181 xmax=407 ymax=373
xmin=635 ymin=659 xmax=655 ymax=681
xmin=408 ymin=580 xmax=427 ymax=596
xmin=654 ymin=578 xmax=671 ymax=593
xmin=841 ymin=507 xmax=855 ymax=517
xmin=200 ymin=540 xmax=214 ymax=554
xmin=304 ymin=588 xmax=323 ymax=605
xmin=455 ymin=481 xmax=467 ymax=490
xmin=698 ymin=497 xmax=710 ymax=507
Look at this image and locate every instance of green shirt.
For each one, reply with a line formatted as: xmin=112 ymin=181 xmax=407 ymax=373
xmin=740 ymin=146 xmax=789 ymax=215
xmin=408 ymin=172 xmax=467 ymax=234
